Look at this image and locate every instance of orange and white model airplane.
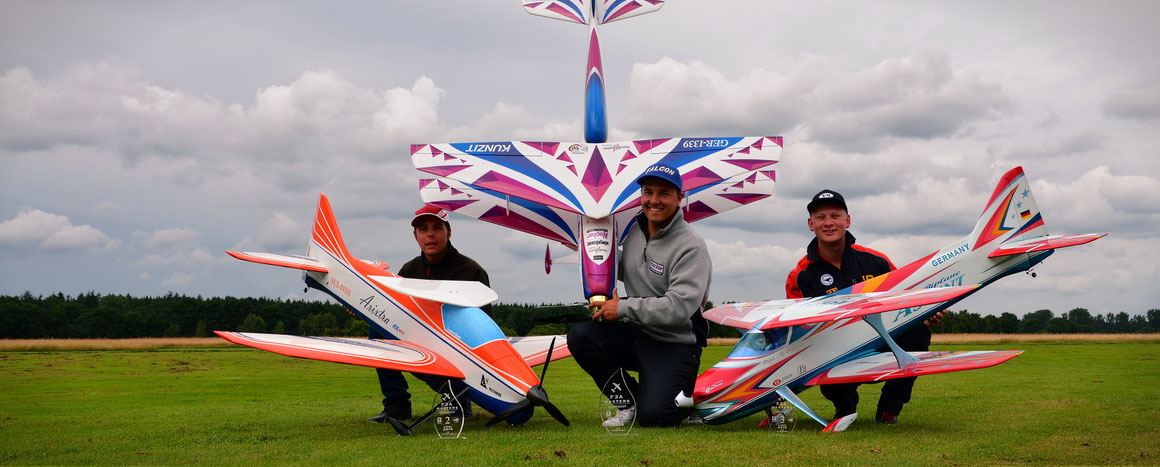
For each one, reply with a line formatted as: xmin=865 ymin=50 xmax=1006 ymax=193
xmin=218 ymin=194 xmax=571 ymax=435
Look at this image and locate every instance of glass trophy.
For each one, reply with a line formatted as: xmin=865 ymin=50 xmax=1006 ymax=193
xmin=764 ymin=399 xmax=797 ymax=436
xmin=598 ymin=369 xmax=636 ymax=435
xmin=432 ymin=382 xmax=466 ymax=440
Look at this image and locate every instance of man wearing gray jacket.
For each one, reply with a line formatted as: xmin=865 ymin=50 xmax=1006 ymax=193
xmin=569 ymin=163 xmax=712 ymax=428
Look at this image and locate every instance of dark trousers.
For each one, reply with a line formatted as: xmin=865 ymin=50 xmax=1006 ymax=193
xmin=567 ymin=320 xmax=701 ymax=427
xmin=370 ymin=327 xmax=468 ymax=408
xmin=821 ymin=324 xmax=932 ymax=417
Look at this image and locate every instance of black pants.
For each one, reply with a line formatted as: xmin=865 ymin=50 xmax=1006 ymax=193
xmin=567 ymin=320 xmax=701 ymax=427
xmin=370 ymin=327 xmax=468 ymax=408
xmin=821 ymin=324 xmax=932 ymax=417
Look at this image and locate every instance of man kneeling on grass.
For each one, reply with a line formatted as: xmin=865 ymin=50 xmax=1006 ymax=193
xmin=568 ymin=163 xmax=712 ymax=428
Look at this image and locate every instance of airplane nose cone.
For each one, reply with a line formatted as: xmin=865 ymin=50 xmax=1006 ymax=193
xmin=693 ymin=365 xmax=751 ymax=402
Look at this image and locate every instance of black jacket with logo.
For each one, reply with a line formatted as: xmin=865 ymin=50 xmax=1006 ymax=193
xmin=397 ymin=243 xmax=491 ymax=315
xmin=785 ymin=232 xmax=894 ymax=299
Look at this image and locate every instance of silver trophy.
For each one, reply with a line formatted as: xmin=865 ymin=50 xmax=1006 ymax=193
xmin=598 ymin=369 xmax=636 ymax=435
xmin=432 ymin=382 xmax=466 ymax=439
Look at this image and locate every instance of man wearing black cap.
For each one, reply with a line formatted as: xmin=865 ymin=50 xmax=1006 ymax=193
xmin=785 ymin=189 xmax=938 ymax=425
xmin=367 ymin=205 xmax=491 ymax=424
xmin=570 ymin=163 xmax=712 ymax=428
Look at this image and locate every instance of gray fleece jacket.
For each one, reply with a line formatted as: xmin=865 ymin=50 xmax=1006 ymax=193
xmin=618 ymin=209 xmax=712 ymax=346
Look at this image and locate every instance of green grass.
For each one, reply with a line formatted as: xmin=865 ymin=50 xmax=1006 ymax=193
xmin=2 ymin=342 xmax=1158 ymax=465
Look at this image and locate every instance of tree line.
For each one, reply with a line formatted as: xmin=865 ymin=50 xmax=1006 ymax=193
xmin=0 ymin=292 xmax=1156 ymax=339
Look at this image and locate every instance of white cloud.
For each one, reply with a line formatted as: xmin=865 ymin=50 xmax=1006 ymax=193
xmin=0 ymin=209 xmax=116 ymax=255
xmin=806 ymin=47 xmax=1012 ymax=152
xmin=137 ymin=248 xmax=217 ymax=267
xmin=145 ymin=227 xmax=201 ymax=250
xmin=258 ymin=212 xmax=306 ymax=252
xmin=1033 ymin=166 xmax=1160 ymax=237
xmin=706 ymin=238 xmax=801 ymax=279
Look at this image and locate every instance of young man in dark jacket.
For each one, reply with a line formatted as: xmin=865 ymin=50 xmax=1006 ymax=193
xmin=367 ymin=205 xmax=490 ymax=423
xmin=785 ymin=189 xmax=939 ymax=425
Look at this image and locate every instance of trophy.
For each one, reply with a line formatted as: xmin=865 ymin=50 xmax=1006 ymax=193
xmin=762 ymin=398 xmax=797 ymax=436
xmin=598 ymin=369 xmax=636 ymax=435
xmin=432 ymin=382 xmax=466 ymax=439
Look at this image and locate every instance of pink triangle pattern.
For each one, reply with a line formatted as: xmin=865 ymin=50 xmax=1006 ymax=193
xmin=430 ymin=199 xmax=479 ymax=212
xmin=581 ymin=148 xmax=613 ymax=202
xmin=681 ymin=166 xmax=723 ymax=191
xmin=420 ymin=165 xmax=472 ymax=178
xmin=718 ymin=193 xmax=770 ymax=205
xmin=479 ymin=206 xmax=572 ymax=245
xmin=683 ymin=200 xmax=719 ymax=223
xmin=722 ymin=159 xmax=775 ymax=171
xmin=473 ymin=170 xmax=575 ymax=212
xmin=633 ymin=138 xmax=670 ymax=154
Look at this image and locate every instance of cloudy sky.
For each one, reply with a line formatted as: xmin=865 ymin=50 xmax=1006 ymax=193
xmin=2 ymin=1 xmax=1157 ymax=318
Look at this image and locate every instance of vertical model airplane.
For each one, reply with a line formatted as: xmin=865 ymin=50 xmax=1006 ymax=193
xmin=219 ymin=194 xmax=572 ymax=434
xmin=411 ymin=0 xmax=782 ymax=304
xmin=688 ymin=167 xmax=1105 ymax=431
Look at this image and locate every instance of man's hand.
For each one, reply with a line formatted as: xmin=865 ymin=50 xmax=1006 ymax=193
xmin=924 ymin=310 xmax=946 ymax=327
xmin=588 ymin=289 xmax=620 ymax=322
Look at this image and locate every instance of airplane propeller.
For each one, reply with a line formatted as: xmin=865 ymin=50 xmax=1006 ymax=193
xmin=486 ymin=337 xmax=570 ymax=427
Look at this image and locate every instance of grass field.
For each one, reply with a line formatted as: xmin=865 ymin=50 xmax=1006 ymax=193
xmin=2 ymin=338 xmax=1158 ymax=465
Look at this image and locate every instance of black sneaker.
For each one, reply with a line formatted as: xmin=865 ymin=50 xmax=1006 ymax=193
xmin=368 ymin=399 xmax=412 ymax=423
xmin=875 ymin=411 xmax=898 ymax=424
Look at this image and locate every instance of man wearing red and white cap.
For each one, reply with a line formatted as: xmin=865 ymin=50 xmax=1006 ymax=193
xmin=368 ymin=205 xmax=491 ymax=423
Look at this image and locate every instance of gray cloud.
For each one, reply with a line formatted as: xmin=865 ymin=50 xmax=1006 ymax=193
xmin=0 ymin=209 xmax=118 ymax=255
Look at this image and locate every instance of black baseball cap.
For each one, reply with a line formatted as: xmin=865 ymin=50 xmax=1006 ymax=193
xmin=807 ymin=189 xmax=847 ymax=214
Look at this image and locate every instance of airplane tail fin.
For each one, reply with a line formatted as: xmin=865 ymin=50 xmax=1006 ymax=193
xmin=966 ymin=166 xmax=1104 ymax=257
xmin=307 ymin=193 xmax=357 ymax=266
xmin=523 ymin=0 xmax=663 ymax=25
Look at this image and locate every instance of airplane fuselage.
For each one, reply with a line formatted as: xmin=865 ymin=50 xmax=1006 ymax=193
xmin=304 ymin=239 xmax=539 ymax=421
xmin=694 ymin=176 xmax=1058 ymax=426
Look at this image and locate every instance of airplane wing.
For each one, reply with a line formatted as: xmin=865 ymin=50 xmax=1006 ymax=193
xmin=226 ymin=251 xmax=328 ymax=273
xmin=417 ymin=176 xmax=581 ymax=247
xmin=507 ymin=335 xmax=572 ymax=367
xmin=410 ymin=137 xmax=781 ymax=220
xmin=989 ymin=233 xmax=1106 ymax=258
xmin=523 ymin=0 xmax=664 ymax=25
xmin=522 ymin=0 xmax=589 ymax=24
xmin=215 ymin=331 xmax=465 ymax=378
xmin=703 ymin=298 xmax=804 ymax=331
xmin=805 ymin=350 xmax=1024 ymax=385
xmin=682 ymin=168 xmax=776 ymax=222
xmin=369 ymin=276 xmax=498 ymax=308
xmin=704 ymin=285 xmax=979 ymax=331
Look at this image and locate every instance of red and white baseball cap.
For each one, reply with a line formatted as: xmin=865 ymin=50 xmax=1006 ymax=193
xmin=411 ymin=205 xmax=450 ymax=227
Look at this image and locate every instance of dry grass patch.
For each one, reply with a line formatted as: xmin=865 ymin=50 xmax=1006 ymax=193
xmin=932 ymin=333 xmax=1160 ymax=344
xmin=0 ymin=337 xmax=226 ymax=351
